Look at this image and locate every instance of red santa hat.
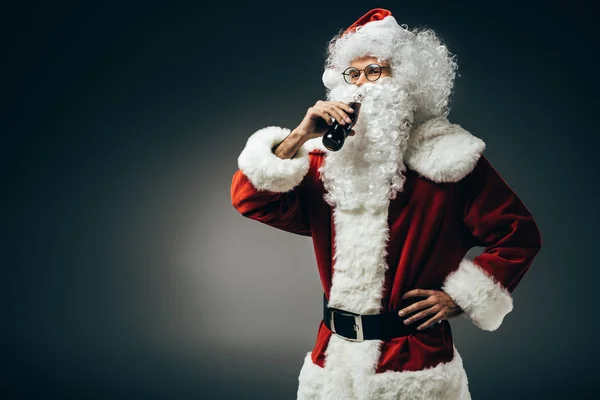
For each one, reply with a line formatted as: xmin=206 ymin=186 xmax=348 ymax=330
xmin=343 ymin=8 xmax=393 ymax=35
xmin=322 ymin=8 xmax=411 ymax=89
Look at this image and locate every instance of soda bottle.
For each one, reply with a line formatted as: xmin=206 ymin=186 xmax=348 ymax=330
xmin=322 ymin=101 xmax=361 ymax=152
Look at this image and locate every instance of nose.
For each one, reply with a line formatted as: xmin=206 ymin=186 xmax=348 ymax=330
xmin=355 ymin=72 xmax=369 ymax=87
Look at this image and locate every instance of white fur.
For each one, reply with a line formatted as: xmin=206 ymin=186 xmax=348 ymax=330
xmin=305 ymin=117 xmax=485 ymax=184
xmin=324 ymin=15 xmax=457 ymax=124
xmin=320 ymin=78 xmax=412 ymax=213
xmin=297 ymin=352 xmax=325 ymax=400
xmin=304 ymin=137 xmax=330 ymax=153
xmin=322 ymin=68 xmax=339 ymax=90
xmin=323 ymin=204 xmax=391 ymax=398
xmin=321 ymin=336 xmax=383 ymax=400
xmin=327 ymin=207 xmax=390 ymax=314
xmin=404 ymin=117 xmax=485 ymax=183
xmin=236 ymin=117 xmax=485 ymax=191
xmin=297 ymin=344 xmax=471 ymax=400
xmin=442 ymin=258 xmax=514 ymax=331
xmin=237 ymin=126 xmax=311 ymax=192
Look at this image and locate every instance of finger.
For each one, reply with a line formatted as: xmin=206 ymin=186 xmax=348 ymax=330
xmin=398 ymin=299 xmax=435 ymax=317
xmin=332 ymin=101 xmax=355 ymax=113
xmin=314 ymin=109 xmax=334 ymax=126
xmin=313 ymin=106 xmax=339 ymax=126
xmin=325 ymin=105 xmax=351 ymax=125
xmin=321 ymin=104 xmax=350 ymax=124
xmin=402 ymin=306 xmax=437 ymax=325
xmin=333 ymin=106 xmax=353 ymax=124
xmin=402 ymin=289 xmax=436 ymax=299
xmin=417 ymin=312 xmax=445 ymax=331
xmin=348 ymin=129 xmax=356 ymax=136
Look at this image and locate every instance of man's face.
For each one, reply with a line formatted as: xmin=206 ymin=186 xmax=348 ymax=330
xmin=345 ymin=56 xmax=392 ymax=86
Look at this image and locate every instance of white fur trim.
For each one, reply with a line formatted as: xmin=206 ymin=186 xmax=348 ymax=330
xmin=328 ymin=207 xmax=390 ymax=314
xmin=355 ymin=15 xmax=404 ymax=38
xmin=302 ymin=118 xmax=484 ymax=183
xmin=307 ymin=188 xmax=395 ymax=398
xmin=303 ymin=137 xmax=330 ymax=154
xmin=297 ymin=344 xmax=471 ymax=399
xmin=297 ymin=352 xmax=325 ymax=399
xmin=237 ymin=126 xmax=311 ymax=193
xmin=405 ymin=117 xmax=486 ymax=183
xmin=442 ymin=257 xmax=514 ymax=331
xmin=322 ymin=68 xmax=340 ymax=90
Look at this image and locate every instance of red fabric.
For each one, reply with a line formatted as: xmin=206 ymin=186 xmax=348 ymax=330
xmin=230 ymin=170 xmax=312 ymax=237
xmin=344 ymin=8 xmax=392 ymax=35
xmin=462 ymin=156 xmax=542 ymax=291
xmin=230 ymin=151 xmax=541 ymax=373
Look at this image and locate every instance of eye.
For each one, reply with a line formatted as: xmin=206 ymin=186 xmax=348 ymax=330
xmin=366 ymin=65 xmax=381 ymax=75
xmin=345 ymin=68 xmax=359 ymax=79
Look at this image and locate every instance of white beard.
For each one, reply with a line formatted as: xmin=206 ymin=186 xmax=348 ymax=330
xmin=319 ymin=78 xmax=416 ymax=213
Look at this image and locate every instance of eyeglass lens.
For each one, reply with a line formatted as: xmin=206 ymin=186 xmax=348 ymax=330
xmin=343 ymin=64 xmax=383 ymax=84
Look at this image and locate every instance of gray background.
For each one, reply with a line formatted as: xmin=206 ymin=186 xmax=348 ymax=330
xmin=2 ymin=0 xmax=597 ymax=399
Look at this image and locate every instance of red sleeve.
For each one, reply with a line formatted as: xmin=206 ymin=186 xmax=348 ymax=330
xmin=463 ymin=155 xmax=542 ymax=292
xmin=442 ymin=155 xmax=542 ymax=331
xmin=230 ymin=126 xmax=317 ymax=237
xmin=231 ymin=166 xmax=312 ymax=237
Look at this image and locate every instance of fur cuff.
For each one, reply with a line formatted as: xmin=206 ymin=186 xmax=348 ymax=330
xmin=237 ymin=126 xmax=311 ymax=193
xmin=442 ymin=258 xmax=513 ymax=331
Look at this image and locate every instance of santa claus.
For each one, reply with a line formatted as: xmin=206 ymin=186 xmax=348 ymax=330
xmin=230 ymin=8 xmax=542 ymax=400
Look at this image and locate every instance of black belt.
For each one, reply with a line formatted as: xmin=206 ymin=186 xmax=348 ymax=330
xmin=323 ymin=293 xmax=420 ymax=342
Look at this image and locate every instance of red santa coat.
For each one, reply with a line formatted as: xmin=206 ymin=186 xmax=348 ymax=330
xmin=230 ymin=117 xmax=542 ymax=400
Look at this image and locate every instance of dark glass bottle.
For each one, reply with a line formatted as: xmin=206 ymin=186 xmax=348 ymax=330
xmin=322 ymin=102 xmax=361 ymax=152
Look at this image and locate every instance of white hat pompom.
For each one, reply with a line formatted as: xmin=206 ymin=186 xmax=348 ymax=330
xmin=322 ymin=68 xmax=342 ymax=90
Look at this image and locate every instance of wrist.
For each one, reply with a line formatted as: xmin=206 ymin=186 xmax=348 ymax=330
xmin=290 ymin=128 xmax=311 ymax=144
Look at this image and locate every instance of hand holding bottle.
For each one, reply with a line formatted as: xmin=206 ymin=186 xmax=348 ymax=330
xmin=293 ymin=100 xmax=356 ymax=141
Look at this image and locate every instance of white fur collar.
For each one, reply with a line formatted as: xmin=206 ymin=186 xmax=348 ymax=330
xmin=304 ymin=117 xmax=485 ymax=183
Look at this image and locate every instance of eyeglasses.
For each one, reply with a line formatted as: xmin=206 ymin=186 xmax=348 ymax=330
xmin=342 ymin=64 xmax=391 ymax=84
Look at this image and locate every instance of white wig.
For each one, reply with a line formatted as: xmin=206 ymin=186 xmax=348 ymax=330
xmin=322 ymin=16 xmax=458 ymax=124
